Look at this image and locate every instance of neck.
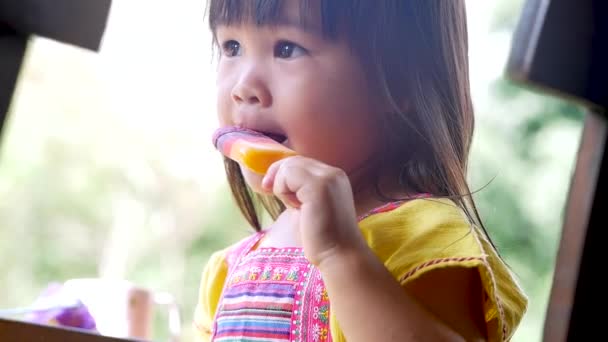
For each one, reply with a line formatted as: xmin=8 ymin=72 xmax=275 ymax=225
xmin=350 ymin=163 xmax=410 ymax=218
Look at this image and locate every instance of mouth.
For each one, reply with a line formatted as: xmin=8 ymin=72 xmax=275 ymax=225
xmin=263 ymin=132 xmax=288 ymax=144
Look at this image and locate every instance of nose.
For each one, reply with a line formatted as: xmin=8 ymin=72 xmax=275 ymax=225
xmin=231 ymin=66 xmax=272 ymax=108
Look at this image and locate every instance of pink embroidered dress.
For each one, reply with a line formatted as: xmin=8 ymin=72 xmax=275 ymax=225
xmin=212 ymin=233 xmax=330 ymax=341
xmin=210 ymin=201 xmax=409 ymax=342
xmin=195 ymin=198 xmax=528 ymax=342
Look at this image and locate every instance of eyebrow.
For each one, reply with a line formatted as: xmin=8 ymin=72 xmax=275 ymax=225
xmin=269 ymin=17 xmax=323 ymax=35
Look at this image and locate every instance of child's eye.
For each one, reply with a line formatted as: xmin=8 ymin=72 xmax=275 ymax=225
xmin=274 ymin=41 xmax=307 ymax=59
xmin=221 ymin=40 xmax=241 ymax=57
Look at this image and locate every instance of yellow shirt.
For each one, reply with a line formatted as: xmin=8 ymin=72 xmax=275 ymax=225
xmin=194 ymin=198 xmax=528 ymax=341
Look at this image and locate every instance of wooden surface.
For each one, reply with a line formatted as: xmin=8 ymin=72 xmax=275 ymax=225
xmin=0 ymin=0 xmax=112 ymax=136
xmin=0 ymin=0 xmax=113 ymax=51
xmin=0 ymin=31 xmax=26 ymax=134
xmin=506 ymin=0 xmax=605 ymax=111
xmin=542 ymin=112 xmax=606 ymax=341
xmin=0 ymin=318 xmax=142 ymax=342
xmin=506 ymin=0 xmax=607 ymax=341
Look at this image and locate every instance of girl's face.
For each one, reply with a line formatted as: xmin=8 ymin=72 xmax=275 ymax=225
xmin=215 ymin=1 xmax=382 ymax=193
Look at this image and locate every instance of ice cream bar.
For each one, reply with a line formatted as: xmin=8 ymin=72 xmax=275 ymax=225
xmin=212 ymin=126 xmax=297 ymax=174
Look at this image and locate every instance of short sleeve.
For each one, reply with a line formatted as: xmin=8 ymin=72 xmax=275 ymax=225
xmin=341 ymin=198 xmax=528 ymax=342
xmin=193 ymin=249 xmax=229 ymax=342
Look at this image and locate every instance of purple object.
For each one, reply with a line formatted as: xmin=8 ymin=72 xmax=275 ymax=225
xmin=54 ymin=300 xmax=97 ymax=330
xmin=24 ymin=282 xmax=97 ymax=331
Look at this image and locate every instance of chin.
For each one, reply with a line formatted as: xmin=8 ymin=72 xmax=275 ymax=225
xmin=240 ymin=166 xmax=267 ymax=194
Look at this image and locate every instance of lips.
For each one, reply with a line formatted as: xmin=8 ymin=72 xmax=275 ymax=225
xmin=214 ymin=126 xmax=288 ymax=146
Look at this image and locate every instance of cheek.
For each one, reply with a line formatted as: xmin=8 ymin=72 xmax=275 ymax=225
xmin=298 ymin=61 xmax=372 ymax=119
xmin=215 ymin=79 xmax=233 ymax=125
xmin=291 ymin=78 xmax=374 ymax=131
xmin=278 ymin=71 xmax=380 ymax=169
xmin=216 ymin=60 xmax=242 ymax=125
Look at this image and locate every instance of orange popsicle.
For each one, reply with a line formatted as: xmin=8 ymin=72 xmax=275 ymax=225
xmin=212 ymin=126 xmax=297 ymax=174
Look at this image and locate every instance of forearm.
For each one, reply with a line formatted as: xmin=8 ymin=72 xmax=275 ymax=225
xmin=318 ymin=247 xmax=464 ymax=342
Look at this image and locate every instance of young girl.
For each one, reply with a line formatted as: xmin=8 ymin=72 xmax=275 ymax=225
xmin=195 ymin=1 xmax=528 ymax=341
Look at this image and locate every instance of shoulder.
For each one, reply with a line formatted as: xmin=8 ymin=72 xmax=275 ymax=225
xmin=359 ymin=197 xmax=480 ymax=273
xmin=360 ymin=197 xmax=472 ymax=236
xmin=199 ymin=231 xmax=262 ymax=280
xmin=193 ymin=232 xmax=261 ymax=338
xmin=358 ymin=198 xmax=528 ymax=341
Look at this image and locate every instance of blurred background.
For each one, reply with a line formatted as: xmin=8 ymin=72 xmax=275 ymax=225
xmin=0 ymin=0 xmax=585 ymax=341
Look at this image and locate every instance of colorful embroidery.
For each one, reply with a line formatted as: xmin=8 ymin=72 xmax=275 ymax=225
xmin=212 ymin=236 xmax=331 ymax=342
xmin=312 ymin=324 xmax=329 ymax=341
xmin=215 ymin=282 xmax=295 ymax=341
xmin=313 ymin=305 xmax=329 ymax=324
xmin=286 ymin=266 xmax=299 ymax=281
xmin=309 ymin=273 xmax=331 ymax=341
xmin=261 ymin=265 xmax=272 ymax=280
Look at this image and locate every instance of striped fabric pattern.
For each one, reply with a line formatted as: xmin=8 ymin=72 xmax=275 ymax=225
xmin=211 ymin=238 xmax=330 ymax=341
xmin=215 ymin=282 xmax=295 ymax=341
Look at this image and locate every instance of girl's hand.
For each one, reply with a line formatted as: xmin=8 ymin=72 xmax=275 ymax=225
xmin=261 ymin=156 xmax=367 ymax=266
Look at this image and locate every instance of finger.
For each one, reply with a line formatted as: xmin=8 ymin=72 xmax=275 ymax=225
xmin=261 ymin=158 xmax=286 ymax=192
xmin=272 ymin=158 xmax=314 ymax=208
